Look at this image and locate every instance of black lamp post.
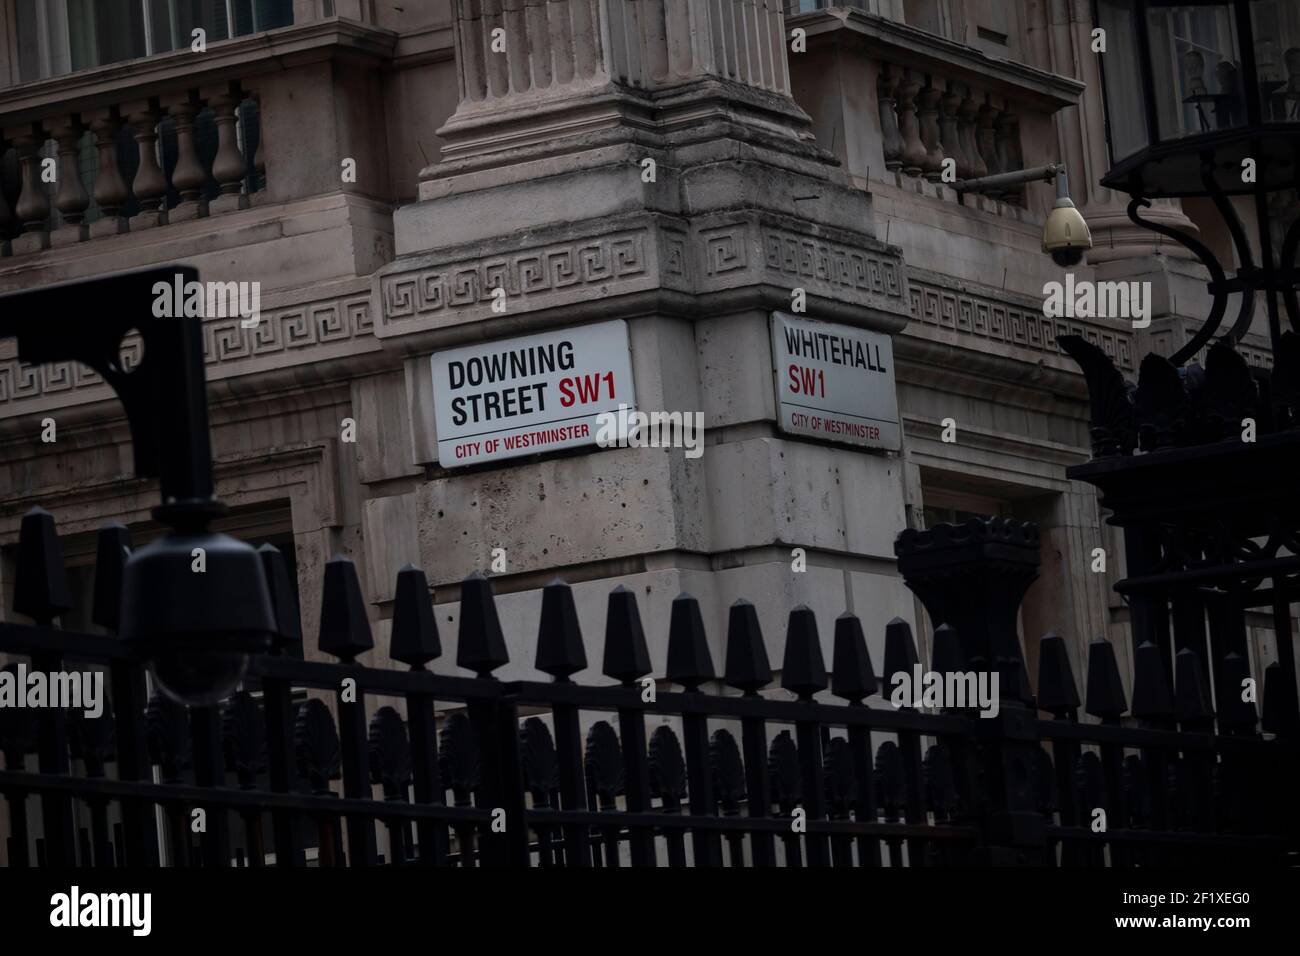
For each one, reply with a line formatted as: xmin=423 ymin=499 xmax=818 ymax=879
xmin=1094 ymin=0 xmax=1300 ymax=363
xmin=0 ymin=266 xmax=274 ymax=705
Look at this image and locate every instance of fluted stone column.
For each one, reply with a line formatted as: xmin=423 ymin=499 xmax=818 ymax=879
xmin=435 ymin=0 xmax=798 ymax=169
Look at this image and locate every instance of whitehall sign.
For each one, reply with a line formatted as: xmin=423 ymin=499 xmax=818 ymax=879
xmin=771 ymin=312 xmax=900 ymax=450
xmin=431 ymin=320 xmax=636 ymax=467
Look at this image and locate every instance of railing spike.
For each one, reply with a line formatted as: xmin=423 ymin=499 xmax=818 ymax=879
xmin=317 ymin=554 xmax=373 ymax=661
xmin=781 ymin=604 xmax=827 ymax=699
xmin=602 ymin=585 xmax=651 ymax=684
xmin=1262 ymin=661 xmax=1300 ymax=737
xmin=665 ymin=591 xmax=714 ymax=690
xmin=930 ymin=623 xmax=966 ymax=680
xmin=882 ymin=617 xmax=918 ymax=691
xmin=389 ymin=564 xmax=440 ymax=668
xmin=1174 ymin=647 xmax=1214 ymax=725
xmin=1036 ymin=631 xmax=1080 ymax=716
xmin=536 ymin=578 xmax=587 ymax=680
xmin=1130 ymin=641 xmax=1174 ymax=722
xmin=456 ymin=570 xmax=509 ymax=678
xmin=258 ymin=544 xmax=303 ymax=650
xmin=91 ymin=522 xmax=132 ymax=632
xmin=723 ymin=598 xmax=772 ymax=694
xmin=1084 ymin=636 xmax=1127 ymax=720
xmin=830 ymin=612 xmax=877 ymax=703
xmin=13 ymin=506 xmax=72 ymax=625
xmin=1216 ymin=651 xmax=1257 ymax=732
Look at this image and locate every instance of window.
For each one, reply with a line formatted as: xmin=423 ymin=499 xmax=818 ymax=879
xmin=16 ymin=0 xmax=294 ymax=83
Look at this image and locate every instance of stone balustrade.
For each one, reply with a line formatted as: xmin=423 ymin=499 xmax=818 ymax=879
xmin=0 ymin=81 xmax=264 ymax=257
xmin=877 ymin=62 xmax=1025 ymax=200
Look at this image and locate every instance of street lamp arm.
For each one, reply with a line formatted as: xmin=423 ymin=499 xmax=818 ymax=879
xmin=0 ymin=265 xmax=217 ymax=519
xmin=1126 ymin=198 xmax=1230 ymax=367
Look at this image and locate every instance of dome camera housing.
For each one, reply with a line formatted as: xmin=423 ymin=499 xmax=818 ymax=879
xmin=1042 ymin=169 xmax=1092 ymax=267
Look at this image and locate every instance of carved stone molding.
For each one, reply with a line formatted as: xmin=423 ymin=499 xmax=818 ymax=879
xmin=378 ymin=228 xmax=660 ymax=334
xmin=0 ymin=290 xmax=375 ymax=413
xmin=905 ymin=270 xmax=1136 ymax=373
xmin=377 ymin=216 xmax=909 ymax=338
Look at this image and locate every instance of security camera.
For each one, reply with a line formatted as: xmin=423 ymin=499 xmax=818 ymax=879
xmin=1042 ymin=168 xmax=1092 ymax=267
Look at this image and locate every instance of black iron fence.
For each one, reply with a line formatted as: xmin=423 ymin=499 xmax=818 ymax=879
xmin=0 ymin=509 xmax=1295 ymax=867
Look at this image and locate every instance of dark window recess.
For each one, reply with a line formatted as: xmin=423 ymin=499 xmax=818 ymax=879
xmin=978 ymin=26 xmax=1009 ymax=46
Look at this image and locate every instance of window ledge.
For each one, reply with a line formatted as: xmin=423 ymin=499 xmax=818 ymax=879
xmin=0 ymin=17 xmax=398 ymax=126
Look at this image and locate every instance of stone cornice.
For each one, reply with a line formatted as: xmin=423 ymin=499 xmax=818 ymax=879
xmin=0 ymin=279 xmax=380 ymax=419
xmin=376 ymin=211 xmax=910 ymax=346
xmin=902 ymin=266 xmax=1136 ymax=379
xmin=0 ymin=18 xmax=399 ymax=126
xmin=791 ymin=7 xmax=1083 ymax=112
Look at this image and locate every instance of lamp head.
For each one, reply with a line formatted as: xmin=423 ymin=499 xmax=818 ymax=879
xmin=1042 ymin=168 xmax=1092 ymax=267
xmin=120 ymin=527 xmax=274 ymax=706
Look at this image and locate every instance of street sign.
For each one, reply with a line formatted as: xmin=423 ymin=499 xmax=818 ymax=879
xmin=431 ymin=319 xmax=636 ymax=467
xmin=771 ymin=312 xmax=900 ymax=450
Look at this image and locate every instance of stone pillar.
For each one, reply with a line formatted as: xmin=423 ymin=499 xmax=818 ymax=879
xmin=379 ymin=0 xmax=916 ymax=682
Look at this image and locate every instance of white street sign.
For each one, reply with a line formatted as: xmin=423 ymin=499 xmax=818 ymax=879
xmin=771 ymin=312 xmax=901 ymax=450
xmin=431 ymin=320 xmax=636 ymax=467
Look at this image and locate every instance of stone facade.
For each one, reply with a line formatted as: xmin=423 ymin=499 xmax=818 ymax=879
xmin=0 ymin=0 xmax=1289 ymax=709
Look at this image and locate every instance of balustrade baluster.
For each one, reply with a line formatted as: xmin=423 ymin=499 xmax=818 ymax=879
xmin=49 ymin=117 xmax=88 ymax=246
xmin=164 ymin=93 xmax=208 ymax=221
xmin=124 ymin=101 xmax=168 ymax=230
xmin=878 ymin=65 xmax=904 ymax=173
xmin=959 ymin=85 xmax=986 ymax=179
xmin=206 ymin=82 xmax=249 ymax=213
xmin=6 ymin=124 xmax=51 ymax=253
xmin=940 ymin=81 xmax=968 ymax=181
xmin=898 ymin=71 xmax=927 ymax=178
xmin=86 ymin=109 xmax=129 ymax=238
xmin=918 ymin=78 xmax=945 ymax=182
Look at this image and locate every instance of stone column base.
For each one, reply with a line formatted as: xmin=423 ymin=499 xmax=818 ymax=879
xmin=209 ymin=193 xmax=248 ymax=215
xmin=51 ymin=223 xmax=88 ymax=247
xmin=88 ymin=217 xmax=128 ymax=239
xmin=11 ymin=231 xmax=50 ymax=254
xmin=167 ymin=200 xmax=207 ymax=223
xmin=130 ymin=207 xmax=167 ymax=230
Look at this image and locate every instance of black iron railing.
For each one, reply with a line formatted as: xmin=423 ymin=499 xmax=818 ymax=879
xmin=0 ymin=510 xmax=1294 ymax=867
